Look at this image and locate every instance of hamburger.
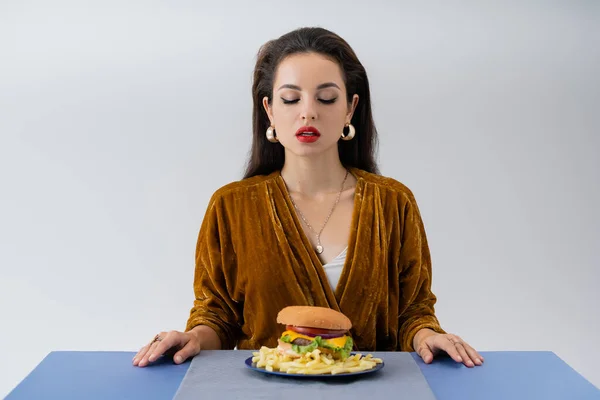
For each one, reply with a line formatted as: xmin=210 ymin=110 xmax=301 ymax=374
xmin=276 ymin=306 xmax=354 ymax=360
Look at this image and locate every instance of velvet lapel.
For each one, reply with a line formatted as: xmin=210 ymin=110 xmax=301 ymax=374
xmin=336 ymin=168 xmax=389 ymax=339
xmin=270 ymin=171 xmax=344 ymax=312
xmin=269 ymin=169 xmax=374 ymax=313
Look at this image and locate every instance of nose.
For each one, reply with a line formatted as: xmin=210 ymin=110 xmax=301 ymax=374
xmin=300 ymin=100 xmax=318 ymax=122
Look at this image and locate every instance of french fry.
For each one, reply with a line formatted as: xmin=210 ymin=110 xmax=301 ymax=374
xmin=251 ymin=346 xmax=383 ymax=375
xmin=320 ymin=354 xmax=334 ymax=365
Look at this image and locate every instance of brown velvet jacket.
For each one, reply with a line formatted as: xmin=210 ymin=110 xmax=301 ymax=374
xmin=185 ymin=167 xmax=445 ymax=352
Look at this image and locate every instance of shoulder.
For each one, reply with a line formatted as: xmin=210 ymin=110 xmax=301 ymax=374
xmin=351 ymin=167 xmax=417 ymax=204
xmin=207 ymin=171 xmax=279 ymax=205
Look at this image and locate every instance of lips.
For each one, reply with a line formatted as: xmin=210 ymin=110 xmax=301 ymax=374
xmin=295 ymin=126 xmax=321 ymax=143
xmin=295 ymin=126 xmax=321 ymax=137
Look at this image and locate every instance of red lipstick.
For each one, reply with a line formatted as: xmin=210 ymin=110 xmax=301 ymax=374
xmin=295 ymin=126 xmax=321 ymax=143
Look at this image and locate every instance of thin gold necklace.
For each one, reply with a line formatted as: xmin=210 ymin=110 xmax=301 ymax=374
xmin=288 ymin=170 xmax=349 ymax=254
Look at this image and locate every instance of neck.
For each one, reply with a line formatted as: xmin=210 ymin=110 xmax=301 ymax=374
xmin=281 ymin=151 xmax=349 ymax=197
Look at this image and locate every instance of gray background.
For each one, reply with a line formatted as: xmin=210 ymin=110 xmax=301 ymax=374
xmin=1 ymin=0 xmax=598 ymax=396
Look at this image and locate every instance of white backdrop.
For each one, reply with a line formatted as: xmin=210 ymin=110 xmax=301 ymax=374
xmin=1 ymin=0 xmax=599 ymax=396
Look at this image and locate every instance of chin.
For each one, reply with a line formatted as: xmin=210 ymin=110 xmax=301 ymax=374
xmin=282 ymin=140 xmax=339 ymax=158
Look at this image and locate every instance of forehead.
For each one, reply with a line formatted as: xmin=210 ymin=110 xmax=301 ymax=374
xmin=274 ymin=52 xmax=345 ymax=89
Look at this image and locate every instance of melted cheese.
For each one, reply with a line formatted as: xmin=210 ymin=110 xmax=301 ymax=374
xmin=281 ymin=330 xmax=348 ymax=348
xmin=281 ymin=330 xmax=315 ymax=341
xmin=325 ymin=335 xmax=348 ymax=348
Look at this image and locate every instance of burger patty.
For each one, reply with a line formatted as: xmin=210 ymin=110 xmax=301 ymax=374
xmin=291 ymin=338 xmax=313 ymax=346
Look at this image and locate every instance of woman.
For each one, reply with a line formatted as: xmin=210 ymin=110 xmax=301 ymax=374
xmin=133 ymin=27 xmax=483 ymax=369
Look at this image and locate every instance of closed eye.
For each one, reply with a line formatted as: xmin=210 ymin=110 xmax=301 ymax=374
xmin=281 ymin=98 xmax=338 ymax=105
xmin=319 ymin=98 xmax=337 ymax=104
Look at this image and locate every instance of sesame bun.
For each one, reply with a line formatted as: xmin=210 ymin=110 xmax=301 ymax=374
xmin=277 ymin=306 xmax=352 ymax=331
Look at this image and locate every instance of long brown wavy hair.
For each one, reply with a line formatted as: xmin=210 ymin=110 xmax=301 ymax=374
xmin=243 ymin=27 xmax=380 ymax=179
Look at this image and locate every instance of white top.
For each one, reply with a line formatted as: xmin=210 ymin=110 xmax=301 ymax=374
xmin=322 ymin=246 xmax=348 ymax=291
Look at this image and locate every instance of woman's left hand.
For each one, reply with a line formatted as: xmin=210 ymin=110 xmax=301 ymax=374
xmin=415 ymin=331 xmax=484 ymax=368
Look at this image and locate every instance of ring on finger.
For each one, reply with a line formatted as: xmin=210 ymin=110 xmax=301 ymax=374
xmin=152 ymin=334 xmax=163 ymax=344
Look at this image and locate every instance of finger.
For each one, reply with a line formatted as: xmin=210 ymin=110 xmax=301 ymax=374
xmin=173 ymin=336 xmax=201 ymax=364
xmin=441 ymin=340 xmax=463 ymax=363
xmin=137 ymin=340 xmax=162 ymax=367
xmin=132 ymin=344 xmax=151 ymax=366
xmin=133 ymin=345 xmax=148 ymax=362
xmin=133 ymin=339 xmax=158 ymax=366
xmin=416 ymin=344 xmax=434 ymax=364
xmin=137 ymin=332 xmax=169 ymax=367
xmin=448 ymin=335 xmax=475 ymax=367
xmin=463 ymin=342 xmax=484 ymax=365
xmin=455 ymin=343 xmax=475 ymax=367
xmin=143 ymin=331 xmax=186 ymax=366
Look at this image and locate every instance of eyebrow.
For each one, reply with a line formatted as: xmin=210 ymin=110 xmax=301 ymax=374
xmin=277 ymin=82 xmax=341 ymax=91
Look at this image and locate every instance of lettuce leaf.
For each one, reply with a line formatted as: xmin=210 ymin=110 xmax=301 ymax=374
xmin=280 ymin=334 xmax=292 ymax=344
xmin=281 ymin=334 xmax=354 ymax=360
xmin=291 ymin=338 xmax=320 ymax=354
xmin=339 ymin=336 xmax=354 ymax=360
xmin=320 ymin=336 xmax=353 ymax=359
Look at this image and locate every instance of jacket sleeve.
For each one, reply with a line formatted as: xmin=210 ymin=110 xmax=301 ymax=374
xmin=185 ymin=192 xmax=241 ymax=349
xmin=397 ymin=192 xmax=446 ymax=351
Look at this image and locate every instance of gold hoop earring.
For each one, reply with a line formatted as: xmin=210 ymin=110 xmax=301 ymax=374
xmin=266 ymin=126 xmax=278 ymax=143
xmin=341 ymin=123 xmax=355 ymax=141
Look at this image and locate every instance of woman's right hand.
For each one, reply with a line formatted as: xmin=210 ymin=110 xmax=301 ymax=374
xmin=132 ymin=330 xmax=201 ymax=368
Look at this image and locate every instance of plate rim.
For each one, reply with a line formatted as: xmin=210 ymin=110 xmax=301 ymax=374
xmin=243 ymin=355 xmax=385 ymax=378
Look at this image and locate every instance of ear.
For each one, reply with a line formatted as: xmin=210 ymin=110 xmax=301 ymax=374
xmin=346 ymin=94 xmax=359 ymax=124
xmin=262 ymin=96 xmax=274 ymax=126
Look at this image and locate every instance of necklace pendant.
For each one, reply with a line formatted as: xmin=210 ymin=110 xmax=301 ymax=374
xmin=316 ymin=245 xmax=324 ymax=254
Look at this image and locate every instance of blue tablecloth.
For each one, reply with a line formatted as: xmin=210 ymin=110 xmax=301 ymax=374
xmin=5 ymin=350 xmax=600 ymax=400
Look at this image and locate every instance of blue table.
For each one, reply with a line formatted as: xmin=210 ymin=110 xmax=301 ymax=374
xmin=6 ymin=350 xmax=600 ymax=399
